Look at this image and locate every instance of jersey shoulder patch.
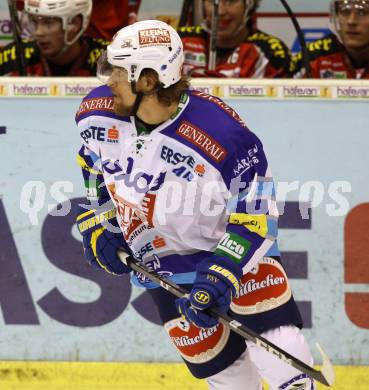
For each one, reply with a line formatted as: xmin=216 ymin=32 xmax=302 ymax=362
xmin=177 ymin=25 xmax=206 ymax=38
xmin=293 ymin=33 xmax=342 ymax=70
xmin=75 ymin=85 xmax=128 ymax=124
xmin=85 ymin=36 xmax=109 ymax=67
xmin=246 ymin=29 xmax=292 ymax=70
xmin=0 ymin=39 xmax=39 ymax=73
xmin=307 ymin=33 xmax=341 ymax=57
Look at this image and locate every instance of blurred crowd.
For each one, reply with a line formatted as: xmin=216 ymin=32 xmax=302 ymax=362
xmin=0 ymin=0 xmax=368 ymax=79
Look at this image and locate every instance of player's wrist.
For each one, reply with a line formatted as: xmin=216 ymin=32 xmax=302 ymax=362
xmin=76 ymin=203 xmax=119 ymax=236
xmin=196 ymin=256 xmax=242 ymax=297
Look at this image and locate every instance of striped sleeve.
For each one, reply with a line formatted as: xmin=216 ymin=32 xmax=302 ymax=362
xmin=217 ymin=131 xmax=279 ymax=274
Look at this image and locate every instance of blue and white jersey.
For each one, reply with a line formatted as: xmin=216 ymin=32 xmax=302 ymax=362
xmin=76 ymin=85 xmax=279 ymax=288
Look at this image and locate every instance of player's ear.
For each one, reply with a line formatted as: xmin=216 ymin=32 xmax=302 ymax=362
xmin=138 ymin=70 xmax=159 ymax=93
xmin=68 ymin=15 xmax=83 ymax=35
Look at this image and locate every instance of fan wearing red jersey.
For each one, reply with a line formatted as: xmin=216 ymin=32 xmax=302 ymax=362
xmin=0 ymin=0 xmax=107 ymax=76
xmin=86 ymin=0 xmax=141 ymax=41
xmin=178 ymin=0 xmax=293 ymax=78
xmin=293 ymin=0 xmax=369 ymax=79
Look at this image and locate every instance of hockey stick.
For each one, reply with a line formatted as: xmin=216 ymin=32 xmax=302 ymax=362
xmin=178 ymin=0 xmax=194 ymax=27
xmin=208 ymin=0 xmax=219 ymax=71
xmin=7 ymin=0 xmax=26 ymax=76
xmin=118 ymin=251 xmax=335 ymax=387
xmin=279 ymin=0 xmax=312 ymax=78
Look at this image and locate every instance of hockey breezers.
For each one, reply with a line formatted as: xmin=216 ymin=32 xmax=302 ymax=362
xmin=118 ymin=251 xmax=335 ymax=387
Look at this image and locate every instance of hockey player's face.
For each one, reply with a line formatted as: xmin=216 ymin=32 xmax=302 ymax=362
xmin=204 ymin=0 xmax=246 ymax=44
xmin=108 ymin=68 xmax=137 ymax=116
xmin=337 ymin=1 xmax=369 ymax=49
xmin=28 ymin=15 xmax=65 ymax=58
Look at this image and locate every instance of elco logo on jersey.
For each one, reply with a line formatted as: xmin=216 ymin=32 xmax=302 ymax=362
xmin=80 ymin=126 xmax=119 ymax=144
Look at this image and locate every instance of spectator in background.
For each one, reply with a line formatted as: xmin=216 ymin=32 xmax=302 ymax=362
xmin=0 ymin=0 xmax=107 ymax=76
xmin=294 ymin=0 xmax=369 ymax=79
xmin=178 ymin=0 xmax=293 ymax=78
xmin=86 ymin=0 xmax=141 ymax=41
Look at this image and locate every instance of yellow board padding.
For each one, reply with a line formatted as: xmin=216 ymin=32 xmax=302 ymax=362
xmin=0 ymin=362 xmax=367 ymax=390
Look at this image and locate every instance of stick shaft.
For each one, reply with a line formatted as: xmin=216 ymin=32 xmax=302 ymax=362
xmin=208 ymin=0 xmax=219 ymax=71
xmin=7 ymin=0 xmax=26 ymax=75
xmin=121 ymin=254 xmax=334 ymax=386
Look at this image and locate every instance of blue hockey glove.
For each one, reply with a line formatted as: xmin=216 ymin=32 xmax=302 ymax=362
xmin=76 ymin=204 xmax=131 ymax=275
xmin=176 ymin=258 xmax=242 ymax=328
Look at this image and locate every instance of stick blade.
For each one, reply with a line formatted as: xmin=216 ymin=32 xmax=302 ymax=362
xmin=316 ymin=343 xmax=335 ymax=386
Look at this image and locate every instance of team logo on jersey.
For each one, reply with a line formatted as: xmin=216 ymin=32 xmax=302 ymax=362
xmin=320 ymin=69 xmax=347 ymax=79
xmin=176 ymin=121 xmax=227 ymax=163
xmin=184 ymin=52 xmax=206 ymax=68
xmin=138 ymin=28 xmax=171 ymax=47
xmin=108 ymin=183 xmax=156 ymax=245
xmin=230 ymin=257 xmax=291 ymax=315
xmin=80 ymin=125 xmax=119 ymax=144
xmin=165 ymin=318 xmax=230 ymax=364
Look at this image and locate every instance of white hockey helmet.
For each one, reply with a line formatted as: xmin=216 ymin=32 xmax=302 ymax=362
xmin=24 ymin=0 xmax=92 ymax=44
xmin=330 ymin=0 xmax=369 ymax=32
xmin=100 ymin=20 xmax=184 ymax=88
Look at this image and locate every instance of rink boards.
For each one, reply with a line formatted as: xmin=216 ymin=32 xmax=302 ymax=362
xmin=0 ymin=78 xmax=368 ymax=387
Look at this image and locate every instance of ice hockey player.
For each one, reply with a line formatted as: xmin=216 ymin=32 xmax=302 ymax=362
xmin=178 ymin=0 xmax=293 ymax=77
xmin=76 ymin=19 xmax=316 ymax=390
xmin=0 ymin=0 xmax=107 ymax=76
xmin=293 ymin=0 xmax=369 ymax=79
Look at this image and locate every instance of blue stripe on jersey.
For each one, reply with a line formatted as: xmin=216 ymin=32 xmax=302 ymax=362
xmin=255 ymin=180 xmax=275 ymax=198
xmin=266 ymin=241 xmax=281 ymax=257
xmin=128 ymin=250 xmax=214 ymax=288
xmin=79 ymin=145 xmax=100 ymax=166
xmin=267 ymin=218 xmax=278 ymax=239
xmin=228 ymin=181 xmax=275 ymax=214
xmin=77 ymin=110 xmax=131 ymax=123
